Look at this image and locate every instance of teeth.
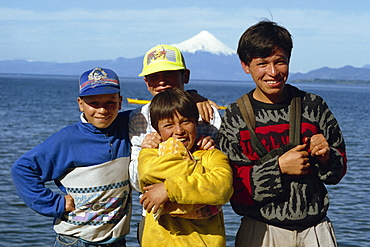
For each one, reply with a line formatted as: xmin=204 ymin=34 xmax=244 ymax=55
xmin=178 ymin=138 xmax=186 ymax=142
xmin=267 ymin=81 xmax=277 ymax=84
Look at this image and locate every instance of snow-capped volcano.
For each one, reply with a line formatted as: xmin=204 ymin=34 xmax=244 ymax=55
xmin=172 ymin=31 xmax=235 ymax=56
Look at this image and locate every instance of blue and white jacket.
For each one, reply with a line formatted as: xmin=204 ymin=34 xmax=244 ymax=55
xmin=12 ymin=111 xmax=131 ymax=244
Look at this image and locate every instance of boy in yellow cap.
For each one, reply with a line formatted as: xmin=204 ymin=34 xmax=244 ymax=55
xmin=129 ymin=44 xmax=221 ymax=191
xmin=129 ymin=44 xmax=222 ymax=243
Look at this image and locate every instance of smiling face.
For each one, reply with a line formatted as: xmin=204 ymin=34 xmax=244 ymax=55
xmin=157 ymin=111 xmax=197 ymax=151
xmin=144 ymin=70 xmax=189 ymax=96
xmin=77 ymin=93 xmax=122 ymax=128
xmin=242 ymin=49 xmax=289 ymax=104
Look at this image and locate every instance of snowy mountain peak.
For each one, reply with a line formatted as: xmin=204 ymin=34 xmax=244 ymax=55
xmin=172 ymin=31 xmax=235 ymax=56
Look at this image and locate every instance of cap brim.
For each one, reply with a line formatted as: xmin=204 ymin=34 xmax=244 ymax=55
xmin=79 ymin=86 xmax=120 ymax=96
xmin=138 ymin=63 xmax=186 ymax=77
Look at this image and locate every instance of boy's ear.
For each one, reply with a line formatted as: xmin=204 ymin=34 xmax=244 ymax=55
xmin=240 ymin=61 xmax=251 ymax=74
xmin=182 ymin=69 xmax=190 ymax=85
xmin=77 ymin=97 xmax=84 ymax=112
xmin=118 ymin=95 xmax=123 ymax=110
xmin=143 ymin=77 xmax=151 ymax=91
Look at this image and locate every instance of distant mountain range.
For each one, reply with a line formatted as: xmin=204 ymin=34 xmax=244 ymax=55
xmin=1 ymin=31 xmax=370 ymax=82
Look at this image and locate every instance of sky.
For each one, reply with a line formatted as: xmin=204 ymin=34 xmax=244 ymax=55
xmin=1 ymin=0 xmax=369 ymax=73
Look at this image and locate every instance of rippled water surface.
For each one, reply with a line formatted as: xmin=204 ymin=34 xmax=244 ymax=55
xmin=1 ymin=75 xmax=368 ymax=246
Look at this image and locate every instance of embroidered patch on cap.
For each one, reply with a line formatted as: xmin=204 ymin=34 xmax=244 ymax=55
xmin=139 ymin=44 xmax=186 ymax=77
xmin=146 ymin=46 xmax=177 ymax=65
xmin=79 ymin=67 xmax=120 ymax=96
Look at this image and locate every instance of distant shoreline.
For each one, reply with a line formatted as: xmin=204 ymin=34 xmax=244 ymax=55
xmin=291 ymin=79 xmax=370 ymax=85
xmin=1 ymin=73 xmax=370 ymax=85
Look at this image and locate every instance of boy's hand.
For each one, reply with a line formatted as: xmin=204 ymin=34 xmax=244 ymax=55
xmin=196 ymin=100 xmax=214 ymax=123
xmin=140 ymin=183 xmax=168 ymax=214
xmin=64 ymin=194 xmax=75 ymax=212
xmin=141 ymin=132 xmax=162 ymax=149
xmin=208 ymin=99 xmax=221 ymax=110
xmin=278 ymin=144 xmax=311 ymax=175
xmin=305 ymin=134 xmax=330 ymax=167
xmin=196 ymin=135 xmax=215 ymax=150
xmin=188 ymin=91 xmax=221 ymax=123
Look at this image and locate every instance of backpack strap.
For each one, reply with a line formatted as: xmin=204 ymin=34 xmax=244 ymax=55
xmin=236 ymin=92 xmax=302 ymax=158
xmin=236 ymin=94 xmax=268 ymax=158
xmin=289 ymin=96 xmax=301 ymax=146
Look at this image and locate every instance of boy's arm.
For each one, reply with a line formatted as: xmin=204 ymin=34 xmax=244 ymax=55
xmin=129 ymin=108 xmax=149 ymax=192
xmin=314 ymin=100 xmax=347 ymax=184
xmin=64 ymin=194 xmax=76 ymax=212
xmin=138 ymin=148 xmax=196 ymax=191
xmin=196 ymin=135 xmax=215 ymax=150
xmin=11 ymin=145 xmax=66 ymax=218
xmin=187 ymin=90 xmax=221 ymax=123
xmin=164 ymin=149 xmax=233 ymax=205
xmin=141 ymin=132 xmax=162 ymax=149
xmin=140 ymin=183 xmax=168 ymax=214
xmin=196 ymin=104 xmax=222 ymax=142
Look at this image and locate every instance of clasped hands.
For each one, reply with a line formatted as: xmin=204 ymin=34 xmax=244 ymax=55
xmin=278 ymin=134 xmax=330 ymax=175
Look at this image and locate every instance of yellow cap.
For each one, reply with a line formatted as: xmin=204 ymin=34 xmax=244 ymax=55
xmin=139 ymin=44 xmax=186 ymax=77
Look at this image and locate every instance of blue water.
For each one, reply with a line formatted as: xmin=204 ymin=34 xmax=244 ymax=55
xmin=1 ymin=74 xmax=369 ymax=246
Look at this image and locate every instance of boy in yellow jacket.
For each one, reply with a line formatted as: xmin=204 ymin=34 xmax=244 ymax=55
xmin=138 ymin=88 xmax=233 ymax=247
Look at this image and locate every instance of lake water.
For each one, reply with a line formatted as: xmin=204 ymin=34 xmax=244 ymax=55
xmin=1 ymin=74 xmax=369 ymax=246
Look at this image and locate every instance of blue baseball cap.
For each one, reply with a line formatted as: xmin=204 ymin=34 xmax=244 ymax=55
xmin=79 ymin=67 xmax=120 ymax=96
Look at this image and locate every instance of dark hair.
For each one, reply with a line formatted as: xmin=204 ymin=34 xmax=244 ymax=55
xmin=150 ymin=88 xmax=199 ymax=132
xmin=237 ymin=20 xmax=293 ymax=65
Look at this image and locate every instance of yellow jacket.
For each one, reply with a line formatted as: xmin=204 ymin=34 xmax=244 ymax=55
xmin=138 ymin=148 xmax=233 ymax=247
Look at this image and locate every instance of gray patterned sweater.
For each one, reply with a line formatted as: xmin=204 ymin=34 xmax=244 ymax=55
xmin=218 ymin=84 xmax=347 ymax=230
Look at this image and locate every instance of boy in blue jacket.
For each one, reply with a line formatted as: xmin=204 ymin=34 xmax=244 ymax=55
xmin=12 ymin=67 xmax=131 ymax=247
